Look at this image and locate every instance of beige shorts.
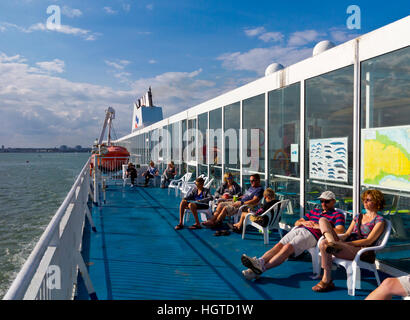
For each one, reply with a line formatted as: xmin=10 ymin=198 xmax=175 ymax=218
xmin=279 ymin=227 xmax=317 ymax=257
xmin=217 ymin=201 xmax=246 ymax=217
xmin=398 ymin=275 xmax=410 ymax=296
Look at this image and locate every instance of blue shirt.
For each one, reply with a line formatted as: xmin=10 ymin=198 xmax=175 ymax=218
xmin=242 ymin=186 xmax=264 ymax=203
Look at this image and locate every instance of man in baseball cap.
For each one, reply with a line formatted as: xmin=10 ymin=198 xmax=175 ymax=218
xmin=240 ymin=190 xmax=345 ymax=281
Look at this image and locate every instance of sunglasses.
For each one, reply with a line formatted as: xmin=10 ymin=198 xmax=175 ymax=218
xmin=320 ymin=199 xmax=332 ymax=204
xmin=364 ymin=198 xmax=373 ymax=203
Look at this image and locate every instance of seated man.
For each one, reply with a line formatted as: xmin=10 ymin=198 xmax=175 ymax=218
xmin=142 ymin=161 xmax=159 ymax=186
xmin=366 ymin=275 xmax=410 ymax=300
xmin=232 ymin=188 xmax=279 ymax=232
xmin=125 ymin=162 xmax=137 ymax=187
xmin=202 ymin=174 xmax=264 ymax=227
xmin=240 ymin=191 xmax=345 ymax=280
xmin=175 ymin=177 xmax=213 ymax=230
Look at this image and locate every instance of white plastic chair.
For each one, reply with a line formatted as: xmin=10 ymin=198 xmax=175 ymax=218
xmin=122 ymin=164 xmax=130 ymax=187
xmin=168 ymin=172 xmax=192 ymax=196
xmin=307 ymin=208 xmax=349 ymax=279
xmin=183 ymin=200 xmax=214 ymax=225
xmin=242 ymin=199 xmax=289 ymax=244
xmin=179 ymin=174 xmax=207 ymax=198
xmin=329 ymin=219 xmax=392 ymax=296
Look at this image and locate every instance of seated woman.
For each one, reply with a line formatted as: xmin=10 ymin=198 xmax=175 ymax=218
xmin=202 ymin=174 xmax=264 ymax=228
xmin=142 ymin=161 xmax=159 ymax=186
xmin=312 ymin=189 xmax=386 ymax=292
xmin=161 ymin=161 xmax=177 ymax=188
xmin=214 ymin=172 xmax=242 ymax=201
xmin=232 ymin=188 xmax=279 ymax=232
xmin=175 ymin=177 xmax=213 ymax=230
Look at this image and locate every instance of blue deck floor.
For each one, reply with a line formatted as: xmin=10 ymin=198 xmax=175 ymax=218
xmin=78 ymin=183 xmax=392 ymax=300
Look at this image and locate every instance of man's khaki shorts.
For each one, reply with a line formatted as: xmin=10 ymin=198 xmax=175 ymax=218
xmin=279 ymin=227 xmax=317 ymax=257
xmin=218 ymin=201 xmax=240 ymax=217
xmin=398 ymin=275 xmax=410 ymax=296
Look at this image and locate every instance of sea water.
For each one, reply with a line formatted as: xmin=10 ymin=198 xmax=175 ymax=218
xmin=0 ymin=152 xmax=90 ymax=298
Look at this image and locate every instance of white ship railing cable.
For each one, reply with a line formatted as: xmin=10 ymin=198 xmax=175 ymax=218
xmin=3 ymin=157 xmax=98 ymax=300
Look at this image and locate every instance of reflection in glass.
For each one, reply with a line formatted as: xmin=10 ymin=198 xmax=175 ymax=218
xmin=209 ymin=108 xmax=222 ymax=188
xmin=268 ymin=83 xmax=301 ymax=220
xmin=360 ymin=46 xmax=410 ymax=272
xmin=224 ymin=102 xmax=240 ymax=182
xmin=305 ymin=65 xmax=354 ymax=214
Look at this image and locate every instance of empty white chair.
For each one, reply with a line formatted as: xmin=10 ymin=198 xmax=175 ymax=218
xmin=330 ymin=219 xmax=392 ymax=296
xmin=242 ymin=200 xmax=289 ymax=244
xmin=168 ymin=172 xmax=192 ymax=196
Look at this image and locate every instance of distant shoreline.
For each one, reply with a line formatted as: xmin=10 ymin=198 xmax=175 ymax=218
xmin=0 ymin=148 xmax=91 ymax=153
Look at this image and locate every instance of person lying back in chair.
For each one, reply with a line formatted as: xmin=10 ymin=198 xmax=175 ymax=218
xmin=231 ymin=188 xmax=279 ymax=233
xmin=312 ymin=189 xmax=386 ymax=292
xmin=240 ymin=191 xmax=345 ymax=281
xmin=202 ymin=174 xmax=263 ymax=228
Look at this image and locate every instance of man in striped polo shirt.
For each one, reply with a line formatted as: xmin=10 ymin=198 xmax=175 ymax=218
xmin=241 ymin=191 xmax=346 ymax=280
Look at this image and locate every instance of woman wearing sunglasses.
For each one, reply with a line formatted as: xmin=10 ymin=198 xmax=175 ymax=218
xmin=312 ymin=189 xmax=386 ymax=292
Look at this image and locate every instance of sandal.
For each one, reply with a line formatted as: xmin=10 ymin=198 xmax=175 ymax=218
xmin=220 ymin=230 xmax=231 ymax=236
xmin=312 ymin=280 xmax=335 ymax=292
xmin=214 ymin=230 xmax=223 ymax=236
xmin=188 ymin=224 xmax=202 ymax=230
xmin=174 ymin=224 xmax=183 ymax=230
xmin=232 ymin=226 xmax=242 ymax=234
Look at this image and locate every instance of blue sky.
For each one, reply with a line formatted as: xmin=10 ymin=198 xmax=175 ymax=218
xmin=0 ymin=0 xmax=408 ymax=147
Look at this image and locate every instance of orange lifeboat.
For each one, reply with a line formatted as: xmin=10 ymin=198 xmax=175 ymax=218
xmin=92 ymin=145 xmax=130 ymax=172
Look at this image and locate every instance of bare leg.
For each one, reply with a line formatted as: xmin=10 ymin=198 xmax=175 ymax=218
xmin=177 ymin=200 xmax=189 ymax=226
xmin=233 ymin=211 xmax=248 ymax=229
xmin=188 ymin=203 xmax=201 ymax=226
xmin=366 ymin=278 xmax=407 ymax=300
xmin=319 ymin=217 xmax=338 ymax=245
xmin=263 ymin=243 xmax=295 ymax=270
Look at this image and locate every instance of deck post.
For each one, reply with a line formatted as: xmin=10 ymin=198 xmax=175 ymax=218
xmin=76 ymin=251 xmax=98 ymax=300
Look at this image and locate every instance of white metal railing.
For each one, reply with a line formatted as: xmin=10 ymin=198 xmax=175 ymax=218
xmin=3 ymin=157 xmax=97 ymax=300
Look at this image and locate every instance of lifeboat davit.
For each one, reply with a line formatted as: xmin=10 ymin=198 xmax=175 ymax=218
xmin=92 ymin=145 xmax=130 ymax=172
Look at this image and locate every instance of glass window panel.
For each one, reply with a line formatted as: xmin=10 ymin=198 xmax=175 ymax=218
xmin=242 ymin=94 xmax=265 ymax=175
xmin=224 ymin=102 xmax=240 ymax=176
xmin=268 ymin=82 xmax=301 ymax=220
xmin=305 ymin=65 xmax=354 ymax=214
xmin=198 ymin=113 xmax=208 ymax=165
xmin=360 ymin=46 xmax=410 ymax=273
xmin=209 ymin=108 xmax=222 ymax=187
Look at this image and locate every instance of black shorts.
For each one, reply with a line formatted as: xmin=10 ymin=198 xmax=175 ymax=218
xmin=191 ymin=203 xmax=209 ymax=210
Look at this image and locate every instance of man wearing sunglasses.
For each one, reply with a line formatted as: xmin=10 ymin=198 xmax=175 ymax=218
xmin=241 ymin=190 xmax=346 ymax=280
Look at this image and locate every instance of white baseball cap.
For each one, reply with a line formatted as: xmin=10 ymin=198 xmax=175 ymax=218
xmin=318 ymin=191 xmax=336 ymax=200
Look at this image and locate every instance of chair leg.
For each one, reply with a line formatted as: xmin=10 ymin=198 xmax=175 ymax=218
xmin=373 ymin=266 xmax=381 ymax=286
xmin=263 ymin=228 xmax=269 ymax=245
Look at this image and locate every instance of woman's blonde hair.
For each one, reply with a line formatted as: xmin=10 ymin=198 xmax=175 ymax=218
xmin=361 ymin=189 xmax=385 ymax=211
xmin=263 ymin=188 xmax=275 ymax=199
xmin=223 ymin=172 xmax=233 ymax=183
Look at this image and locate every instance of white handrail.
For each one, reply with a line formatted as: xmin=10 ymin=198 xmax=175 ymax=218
xmin=3 ymin=157 xmax=92 ymax=300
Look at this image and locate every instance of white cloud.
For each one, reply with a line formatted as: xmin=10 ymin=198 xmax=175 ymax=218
xmin=217 ymin=46 xmax=312 ymax=75
xmin=103 ymin=7 xmax=117 ymax=15
xmin=148 ymin=59 xmax=157 ymax=64
xmin=0 ymin=21 xmax=100 ymax=41
xmin=62 ymin=6 xmax=83 ymax=18
xmin=288 ymin=30 xmax=324 ymax=46
xmin=244 ymin=27 xmax=266 ymax=37
xmin=259 ymin=32 xmax=284 ymax=43
xmin=329 ymin=27 xmax=361 ymax=43
xmin=36 ymin=59 xmax=65 ymax=74
xmin=105 ymin=59 xmax=131 ymax=70
xmin=146 ymin=4 xmax=154 ymax=10
xmin=0 ymin=52 xmax=224 ymax=147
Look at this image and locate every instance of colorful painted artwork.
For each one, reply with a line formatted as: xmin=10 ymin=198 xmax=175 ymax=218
xmin=362 ymin=125 xmax=410 ymax=191
xmin=309 ymin=137 xmax=348 ymax=182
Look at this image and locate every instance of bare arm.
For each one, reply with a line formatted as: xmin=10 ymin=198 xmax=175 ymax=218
xmin=349 ymin=221 xmax=385 ymax=247
xmin=243 ymin=196 xmax=260 ymax=207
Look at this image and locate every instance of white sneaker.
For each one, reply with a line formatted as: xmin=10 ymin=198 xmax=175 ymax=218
xmin=241 ymin=254 xmax=264 ymax=275
xmin=242 ymin=268 xmax=260 ymax=281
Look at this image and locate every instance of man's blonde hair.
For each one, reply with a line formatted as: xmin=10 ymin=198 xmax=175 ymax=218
xmin=264 ymin=188 xmax=275 ymax=199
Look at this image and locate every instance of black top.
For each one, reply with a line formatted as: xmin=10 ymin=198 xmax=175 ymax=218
xmin=214 ymin=182 xmax=242 ymax=198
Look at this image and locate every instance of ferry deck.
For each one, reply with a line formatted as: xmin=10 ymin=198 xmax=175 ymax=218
xmin=76 ymin=182 xmax=395 ymax=300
